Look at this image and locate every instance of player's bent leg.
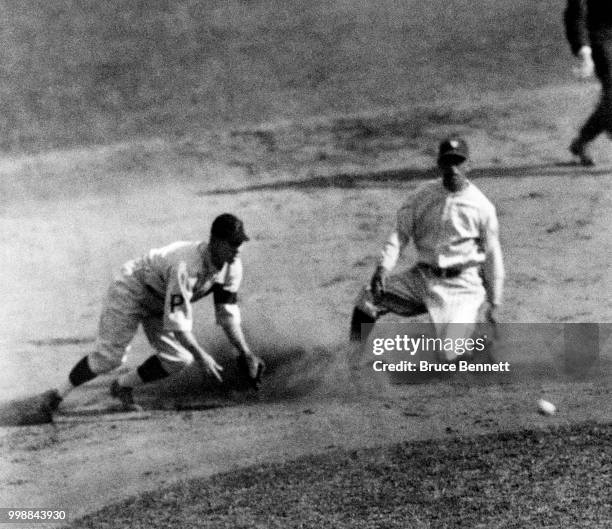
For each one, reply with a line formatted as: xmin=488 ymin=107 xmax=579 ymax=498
xmin=378 ymin=268 xmax=428 ymax=317
xmin=572 ymin=99 xmax=608 ymax=166
xmin=350 ymin=286 xmax=385 ymax=370
xmin=350 ymin=307 xmax=377 ymax=342
xmin=86 ymin=282 xmax=143 ymax=411
xmin=110 ymin=317 xmax=197 ymax=410
xmin=39 ymin=278 xmax=144 ymax=418
xmin=142 ymin=318 xmax=195 ymax=375
xmin=348 ymin=288 xmax=382 ymax=376
xmin=110 ymin=327 xmax=195 ymax=410
xmin=351 ymin=282 xmax=424 ymax=340
xmin=351 ymin=287 xmax=382 ymax=341
xmin=109 ymin=356 xmax=171 ymax=412
xmin=56 ymin=281 xmax=138 ymax=389
xmin=41 ymin=345 xmax=133 ymax=418
xmin=109 ymin=379 xmax=143 ymax=412
xmin=351 ymin=270 xmax=425 ymax=343
xmin=68 ymin=356 xmax=98 ymax=387
xmin=350 ymin=275 xmax=424 ymax=379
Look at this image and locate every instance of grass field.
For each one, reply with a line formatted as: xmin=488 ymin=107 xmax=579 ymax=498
xmin=0 ymin=1 xmax=611 ymax=528
xmin=71 ymin=423 xmax=612 ymax=529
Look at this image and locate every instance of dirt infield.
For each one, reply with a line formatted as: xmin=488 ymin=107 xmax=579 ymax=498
xmin=1 ymin=111 xmax=611 ymax=524
xmin=1 ymin=110 xmax=611 ymax=526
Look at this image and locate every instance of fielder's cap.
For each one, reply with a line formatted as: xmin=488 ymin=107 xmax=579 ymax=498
xmin=211 ymin=213 xmax=249 ymax=245
xmin=438 ymin=137 xmax=469 ymax=163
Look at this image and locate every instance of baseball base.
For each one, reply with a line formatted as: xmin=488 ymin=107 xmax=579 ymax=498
xmin=56 ymin=407 xmax=152 ymax=423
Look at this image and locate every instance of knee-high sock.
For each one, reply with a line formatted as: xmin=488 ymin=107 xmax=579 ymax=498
xmin=57 ymin=356 xmax=97 ymax=398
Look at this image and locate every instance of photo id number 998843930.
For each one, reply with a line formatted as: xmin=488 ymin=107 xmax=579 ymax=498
xmin=0 ymin=509 xmax=68 ymax=523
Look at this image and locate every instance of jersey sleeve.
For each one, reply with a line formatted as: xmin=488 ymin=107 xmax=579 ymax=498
xmin=163 ymin=261 xmax=194 ymax=332
xmin=213 ymin=258 xmax=243 ymax=326
xmin=480 ymin=204 xmax=505 ymax=306
xmin=380 ymin=199 xmax=413 ymax=270
xmin=480 ymin=204 xmax=500 ymax=250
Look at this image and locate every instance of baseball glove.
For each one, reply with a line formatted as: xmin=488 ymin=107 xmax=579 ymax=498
xmin=237 ymin=353 xmax=265 ymax=390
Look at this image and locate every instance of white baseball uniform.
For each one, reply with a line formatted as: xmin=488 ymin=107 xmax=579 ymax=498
xmin=355 ymin=179 xmax=504 ymax=361
xmin=88 ymin=241 xmax=242 ymax=374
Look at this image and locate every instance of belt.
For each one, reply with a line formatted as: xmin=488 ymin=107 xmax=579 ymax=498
xmin=417 ymin=262 xmax=473 ymax=279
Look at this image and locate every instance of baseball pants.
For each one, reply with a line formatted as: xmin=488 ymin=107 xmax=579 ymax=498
xmin=87 ymin=273 xmax=194 ymax=375
xmin=354 ymin=265 xmax=486 ymax=361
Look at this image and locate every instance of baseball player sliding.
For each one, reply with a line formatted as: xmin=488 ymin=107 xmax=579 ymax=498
xmin=350 ymin=137 xmax=505 ymax=363
xmin=39 ymin=213 xmax=265 ymax=418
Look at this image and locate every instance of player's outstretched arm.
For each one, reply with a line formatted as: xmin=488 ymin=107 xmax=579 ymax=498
xmin=217 ymin=309 xmax=265 ymax=388
xmin=482 ymin=236 xmax=504 ymax=324
xmin=379 ymin=230 xmax=410 ymax=272
xmin=174 ymin=330 xmax=224 ymax=382
xmin=481 ymin=204 xmax=505 ymax=320
xmin=371 ymin=230 xmax=409 ymax=298
xmin=219 ymin=315 xmax=252 ymax=358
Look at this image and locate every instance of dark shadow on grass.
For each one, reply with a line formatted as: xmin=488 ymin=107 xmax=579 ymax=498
xmin=198 ymin=163 xmax=610 ymax=195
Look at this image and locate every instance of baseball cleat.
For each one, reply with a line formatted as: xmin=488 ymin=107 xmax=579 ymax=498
xmin=39 ymin=389 xmax=63 ymax=422
xmin=569 ymin=139 xmax=595 ymax=166
xmin=110 ymin=380 xmax=143 ymax=412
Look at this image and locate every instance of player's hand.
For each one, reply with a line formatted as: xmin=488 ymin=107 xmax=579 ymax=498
xmin=237 ymin=352 xmax=265 ymax=390
xmin=485 ymin=304 xmax=499 ymax=340
xmin=200 ymin=353 xmax=224 ymax=382
xmin=573 ymin=46 xmax=594 ymax=79
xmin=370 ymin=266 xmax=388 ymax=301
xmin=485 ymin=304 xmax=498 ymax=325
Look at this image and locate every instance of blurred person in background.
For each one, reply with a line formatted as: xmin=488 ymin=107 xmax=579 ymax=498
xmin=565 ymin=0 xmax=612 ymax=166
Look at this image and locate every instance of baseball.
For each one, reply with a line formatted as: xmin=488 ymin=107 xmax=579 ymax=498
xmin=537 ymin=398 xmax=557 ymax=416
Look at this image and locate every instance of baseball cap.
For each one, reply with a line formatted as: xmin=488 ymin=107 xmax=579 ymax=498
xmin=211 ymin=213 xmax=249 ymax=245
xmin=438 ymin=137 xmax=469 ymax=163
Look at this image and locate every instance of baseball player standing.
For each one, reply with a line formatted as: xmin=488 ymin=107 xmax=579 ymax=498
xmin=565 ymin=0 xmax=612 ymax=166
xmin=349 ymin=137 xmax=505 ymax=363
xmin=39 ymin=213 xmax=265 ymax=418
